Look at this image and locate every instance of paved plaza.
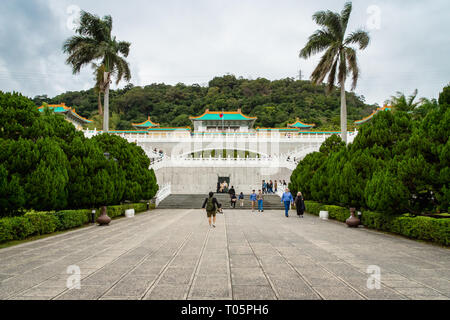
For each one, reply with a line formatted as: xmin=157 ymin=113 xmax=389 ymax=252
xmin=0 ymin=209 xmax=449 ymax=300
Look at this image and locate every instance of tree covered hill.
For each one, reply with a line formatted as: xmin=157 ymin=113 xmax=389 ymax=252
xmin=33 ymin=75 xmax=376 ymax=131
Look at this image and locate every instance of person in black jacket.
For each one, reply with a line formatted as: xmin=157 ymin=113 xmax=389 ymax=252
xmin=295 ymin=192 xmax=306 ymax=218
xmin=202 ymin=192 xmax=221 ymax=228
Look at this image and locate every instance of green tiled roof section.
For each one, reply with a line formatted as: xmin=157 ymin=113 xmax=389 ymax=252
xmin=192 ymin=113 xmax=256 ymax=121
xmin=38 ymin=106 xmax=92 ymax=123
xmin=38 ymin=106 xmax=67 ymax=113
xmin=147 ymin=128 xmax=190 ymax=131
xmin=133 ymin=121 xmax=159 ymax=128
xmin=289 ymin=122 xmax=314 ymax=128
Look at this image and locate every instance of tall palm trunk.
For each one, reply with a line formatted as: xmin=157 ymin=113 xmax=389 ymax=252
xmin=103 ymin=71 xmax=110 ymax=132
xmin=340 ymin=79 xmax=348 ymax=143
xmin=97 ymin=92 xmax=103 ymax=117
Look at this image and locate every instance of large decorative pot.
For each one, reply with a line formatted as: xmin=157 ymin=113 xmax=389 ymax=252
xmin=97 ymin=206 xmax=111 ymax=226
xmin=346 ymin=208 xmax=360 ymax=228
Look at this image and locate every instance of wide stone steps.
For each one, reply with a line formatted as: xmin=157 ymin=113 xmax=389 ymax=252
xmin=157 ymin=194 xmax=285 ymax=210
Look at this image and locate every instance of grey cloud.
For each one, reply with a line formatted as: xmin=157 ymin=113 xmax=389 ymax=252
xmin=0 ymin=0 xmax=448 ymax=104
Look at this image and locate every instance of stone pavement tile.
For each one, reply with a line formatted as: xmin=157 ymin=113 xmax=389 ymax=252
xmin=159 ymin=267 xmax=195 ymax=285
xmin=229 ymin=246 xmax=254 ymax=255
xmin=144 ymin=284 xmax=189 ymax=300
xmin=129 ymin=265 xmax=164 ymax=277
xmin=411 ymin=277 xmax=450 ymax=295
xmin=20 ymin=286 xmax=67 ymax=297
xmin=81 ymin=272 xmax=124 ymax=286
xmin=285 ymin=256 xmax=317 ymax=267
xmin=189 ymin=276 xmax=231 ymax=298
xmin=54 ymin=285 xmax=110 ymax=300
xmin=0 ymin=274 xmax=13 ymax=282
xmin=382 ymin=279 xmax=427 ymax=288
xmin=262 ymin=265 xmax=298 ymax=278
xmin=233 ymin=285 xmax=277 ymax=300
xmin=313 ymin=286 xmax=365 ymax=300
xmin=302 ymin=275 xmax=344 ymax=287
xmin=258 ymin=255 xmax=287 ymax=267
xmin=9 ymin=296 xmax=52 ymax=300
xmin=273 ymin=279 xmax=322 ymax=301
xmin=103 ymin=275 xmax=156 ymax=297
xmin=170 ymin=255 xmax=200 ymax=267
xmin=230 ymin=255 xmax=259 ymax=268
xmin=231 ymin=268 xmax=269 ymax=286
xmin=100 ymin=296 xmax=140 ymax=300
xmin=394 ymin=287 xmax=449 ymax=299
xmin=144 ymin=255 xmax=175 ymax=268
xmin=357 ymin=287 xmax=408 ymax=300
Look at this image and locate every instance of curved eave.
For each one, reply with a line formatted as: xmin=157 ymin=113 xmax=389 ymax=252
xmin=256 ymin=128 xmax=300 ymax=132
xmin=38 ymin=104 xmax=92 ymax=124
xmin=190 ymin=110 xmax=257 ymax=121
xmin=354 ymin=107 xmax=391 ymax=125
xmin=132 ymin=117 xmax=160 ymax=128
xmin=288 ymin=121 xmax=315 ymax=128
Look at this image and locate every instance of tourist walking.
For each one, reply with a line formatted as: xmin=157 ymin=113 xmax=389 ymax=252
xmin=239 ymin=192 xmax=245 ymax=207
xmin=202 ymin=192 xmax=221 ymax=228
xmin=230 ymin=193 xmax=237 ymax=209
xmin=262 ymin=180 xmax=266 ymax=194
xmin=295 ymin=192 xmax=306 ymax=218
xmin=281 ymin=188 xmax=294 ymax=217
xmin=269 ymin=180 xmax=273 ymax=194
xmin=257 ymin=190 xmax=264 ymax=213
xmin=228 ymin=186 xmax=236 ymax=208
xmin=274 ymin=180 xmax=278 ymax=193
xmin=250 ymin=190 xmax=257 ymax=212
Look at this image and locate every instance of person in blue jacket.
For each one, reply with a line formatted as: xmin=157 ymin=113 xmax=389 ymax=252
xmin=250 ymin=190 xmax=257 ymax=212
xmin=281 ymin=188 xmax=294 ymax=217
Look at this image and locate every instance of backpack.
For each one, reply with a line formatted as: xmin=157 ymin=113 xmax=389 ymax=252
xmin=206 ymin=197 xmax=215 ymax=211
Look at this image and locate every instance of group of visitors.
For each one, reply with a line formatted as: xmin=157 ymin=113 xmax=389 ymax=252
xmin=202 ymin=187 xmax=306 ymax=228
xmin=262 ymin=179 xmax=287 ymax=194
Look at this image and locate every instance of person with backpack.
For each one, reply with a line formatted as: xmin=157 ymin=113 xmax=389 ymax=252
xmin=202 ymin=192 xmax=221 ymax=228
xmin=228 ymin=186 xmax=236 ymax=208
xmin=294 ymin=192 xmax=306 ymax=218
xmin=230 ymin=193 xmax=237 ymax=209
xmin=239 ymin=192 xmax=245 ymax=208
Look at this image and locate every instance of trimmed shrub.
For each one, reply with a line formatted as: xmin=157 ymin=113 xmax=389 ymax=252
xmin=362 ymin=210 xmax=450 ymax=246
xmin=324 ymin=205 xmax=350 ymax=223
xmin=25 ymin=211 xmax=59 ymax=235
xmin=305 ymin=201 xmax=324 ymax=216
xmin=134 ymin=203 xmax=149 ymax=213
xmin=107 ymin=205 xmax=125 ymax=219
xmin=0 ymin=203 xmax=154 ymax=244
xmin=55 ymin=210 xmax=91 ymax=230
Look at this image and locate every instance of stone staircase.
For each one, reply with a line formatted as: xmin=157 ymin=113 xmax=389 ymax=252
xmin=157 ymin=194 xmax=285 ymax=210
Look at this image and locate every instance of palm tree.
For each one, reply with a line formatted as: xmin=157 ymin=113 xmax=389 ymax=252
xmin=92 ymin=63 xmax=107 ymax=118
xmin=300 ymin=2 xmax=370 ymax=143
xmin=63 ymin=11 xmax=131 ymax=132
xmin=390 ymin=89 xmax=420 ymax=112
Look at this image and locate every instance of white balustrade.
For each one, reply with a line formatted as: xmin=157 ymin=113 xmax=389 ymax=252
xmin=155 ymin=183 xmax=172 ymax=207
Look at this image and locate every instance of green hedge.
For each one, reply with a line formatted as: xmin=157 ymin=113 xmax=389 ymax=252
xmin=305 ymin=201 xmax=324 ymax=216
xmin=0 ymin=203 xmax=152 ymax=244
xmin=361 ymin=211 xmax=450 ymax=246
xmin=305 ymin=201 xmax=449 ymax=246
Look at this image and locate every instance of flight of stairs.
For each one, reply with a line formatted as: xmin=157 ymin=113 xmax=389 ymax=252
xmin=157 ymin=194 xmax=285 ymax=210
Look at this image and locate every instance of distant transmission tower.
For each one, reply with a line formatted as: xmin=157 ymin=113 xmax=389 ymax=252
xmin=298 ymin=69 xmax=303 ymax=80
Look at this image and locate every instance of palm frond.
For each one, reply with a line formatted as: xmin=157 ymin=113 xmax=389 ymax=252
xmin=312 ymin=10 xmax=343 ymax=40
xmin=344 ymin=29 xmax=370 ymax=50
xmin=310 ymin=45 xmax=339 ymax=85
xmin=300 ymin=29 xmax=335 ymax=58
xmin=340 ymin=2 xmax=353 ymax=33
xmin=345 ymin=47 xmax=359 ymax=90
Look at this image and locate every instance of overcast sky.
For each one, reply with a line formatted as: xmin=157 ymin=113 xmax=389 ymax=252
xmin=0 ymin=0 xmax=449 ymax=105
